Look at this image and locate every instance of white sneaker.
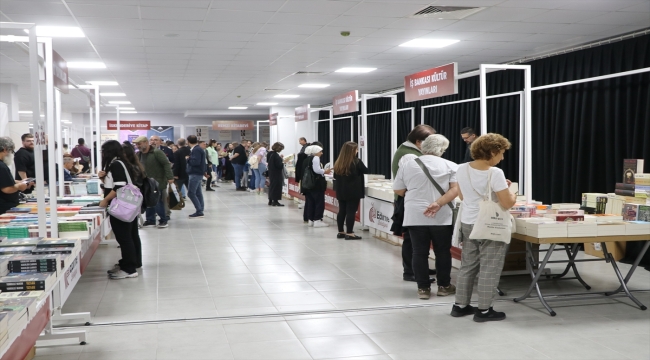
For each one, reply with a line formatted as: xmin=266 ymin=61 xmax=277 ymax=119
xmin=109 ymin=270 xmax=139 ymax=280
xmin=313 ymin=220 xmax=329 ymax=228
xmin=308 ymin=221 xmax=314 ymax=227
xmin=298 ymin=204 xmax=303 ymax=209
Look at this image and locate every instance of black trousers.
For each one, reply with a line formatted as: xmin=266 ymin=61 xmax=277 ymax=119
xmin=337 ymin=198 xmax=359 ymax=233
xmin=402 ymin=230 xmax=414 ymax=276
xmin=110 ymin=215 xmax=140 ymax=274
xmin=408 ymin=225 xmax=453 ymax=288
xmin=305 ymin=190 xmax=325 ymax=221
xmin=206 ymin=166 xmax=213 ymax=190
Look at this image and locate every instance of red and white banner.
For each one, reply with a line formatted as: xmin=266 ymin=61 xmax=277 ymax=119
xmin=332 ymin=90 xmax=359 ymax=116
xmin=269 ymin=113 xmax=278 ymax=126
xmin=295 ymin=105 xmax=309 ymax=122
xmin=107 ymin=120 xmax=150 ymax=130
xmin=404 ymin=62 xmax=458 ymax=102
xmin=212 ymin=120 xmax=254 ymax=131
xmin=363 ymin=198 xmax=394 ymax=232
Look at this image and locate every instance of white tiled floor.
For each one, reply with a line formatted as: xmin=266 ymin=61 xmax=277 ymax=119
xmin=35 ymin=185 xmax=650 ymax=359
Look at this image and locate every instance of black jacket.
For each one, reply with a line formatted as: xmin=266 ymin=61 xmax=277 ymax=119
xmin=334 ymin=159 xmax=368 ymax=201
xmin=463 ymin=144 xmax=473 ymax=163
xmin=173 ymin=146 xmax=191 ymax=179
xmin=294 ymin=152 xmax=309 ymax=183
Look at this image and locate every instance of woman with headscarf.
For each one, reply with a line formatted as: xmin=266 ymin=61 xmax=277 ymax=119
xmin=266 ymin=142 xmax=286 ymax=206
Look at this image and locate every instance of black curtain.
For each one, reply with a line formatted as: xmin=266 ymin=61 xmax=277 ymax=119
xmin=333 ymin=117 xmax=352 ymax=161
xmin=317 ymin=110 xmax=331 ymax=165
xmin=397 ymin=109 xmax=412 ymax=144
xmin=367 ymin=113 xmax=392 ymax=179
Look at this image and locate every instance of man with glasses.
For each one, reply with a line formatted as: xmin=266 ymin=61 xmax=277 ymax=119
xmin=150 ymin=135 xmax=174 ymax=163
xmin=460 ymin=127 xmax=477 ymax=163
xmin=14 ymin=133 xmax=36 ymax=194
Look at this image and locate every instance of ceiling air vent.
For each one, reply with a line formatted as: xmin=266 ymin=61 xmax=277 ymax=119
xmin=264 ymin=88 xmax=287 ymax=91
xmin=411 ymin=6 xmax=484 ymax=20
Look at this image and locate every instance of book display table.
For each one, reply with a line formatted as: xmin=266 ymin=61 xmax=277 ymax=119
xmin=511 ymin=233 xmax=650 ymax=316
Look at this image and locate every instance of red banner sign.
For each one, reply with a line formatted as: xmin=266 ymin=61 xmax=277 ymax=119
xmin=211 ymin=120 xmax=254 ymax=131
xmin=269 ymin=113 xmax=278 ymax=126
xmin=332 ymin=90 xmax=358 ymax=116
xmin=404 ymin=62 xmax=458 ymax=102
xmin=107 ymin=120 xmax=150 ymax=130
xmin=295 ymin=105 xmax=309 ymax=122
xmin=52 ymin=50 xmax=69 ymax=94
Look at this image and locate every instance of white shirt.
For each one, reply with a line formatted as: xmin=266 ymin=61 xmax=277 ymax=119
xmin=312 ymin=156 xmax=324 ymax=175
xmin=393 ymin=155 xmax=458 ymax=226
xmin=456 ymin=163 xmax=508 ymax=224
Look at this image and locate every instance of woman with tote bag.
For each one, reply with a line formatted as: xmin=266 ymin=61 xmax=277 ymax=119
xmin=450 ymin=133 xmax=517 ymax=322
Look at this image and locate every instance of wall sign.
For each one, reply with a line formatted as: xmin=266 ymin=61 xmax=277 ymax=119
xmin=269 ymin=113 xmax=278 ymax=126
xmin=107 ymin=120 xmax=150 ymax=130
xmin=295 ymin=105 xmax=309 ymax=122
xmin=195 ymin=126 xmax=210 ymax=141
xmin=212 ymin=120 xmax=254 ymax=131
xmin=51 ymin=50 xmax=69 ymax=94
xmin=333 ymin=90 xmax=359 ymax=116
xmin=218 ymin=130 xmax=231 ymax=141
xmin=404 ymin=62 xmax=458 ymax=102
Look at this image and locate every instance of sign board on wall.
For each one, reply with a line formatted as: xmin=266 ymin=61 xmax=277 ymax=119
xmin=404 ymin=62 xmax=458 ymax=102
xmin=295 ymin=105 xmax=309 ymax=122
xmin=363 ymin=198 xmax=394 ymax=232
xmin=51 ymin=50 xmax=69 ymax=94
xmin=107 ymin=120 xmax=150 ymax=130
xmin=269 ymin=113 xmax=278 ymax=126
xmin=333 ymin=90 xmax=359 ymax=116
xmin=149 ymin=126 xmax=174 ymax=142
xmin=212 ymin=121 xmax=254 ymax=131
xmin=218 ymin=130 xmax=231 ymax=141
xmin=195 ymin=126 xmax=210 ymax=141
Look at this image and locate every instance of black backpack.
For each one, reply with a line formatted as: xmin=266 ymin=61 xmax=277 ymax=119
xmin=140 ymin=177 xmax=160 ymax=213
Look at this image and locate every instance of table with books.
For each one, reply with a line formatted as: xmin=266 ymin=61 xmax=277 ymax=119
xmin=510 ymin=204 xmax=650 ymax=316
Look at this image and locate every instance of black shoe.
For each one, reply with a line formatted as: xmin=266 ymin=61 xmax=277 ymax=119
xmin=142 ymin=221 xmax=156 ymax=227
xmin=337 ymin=233 xmax=346 ymax=239
xmin=206 ymin=188 xmax=215 ymax=192
xmin=473 ymin=308 xmax=506 ymax=323
xmin=403 ymin=275 xmax=436 ymax=283
xmin=429 ymin=269 xmax=437 ymax=275
xmin=272 ymin=201 xmax=285 ymax=207
xmin=236 ymin=188 xmax=247 ymax=191
xmin=451 ymin=305 xmax=476 ymax=317
xmin=345 ymin=234 xmax=362 ymax=240
xmin=268 ymin=200 xmax=273 ymax=206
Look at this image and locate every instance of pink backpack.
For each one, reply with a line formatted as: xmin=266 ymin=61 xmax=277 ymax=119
xmin=108 ymin=160 xmax=143 ymax=222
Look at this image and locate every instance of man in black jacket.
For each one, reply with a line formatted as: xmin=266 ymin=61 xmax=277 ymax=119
xmin=460 ymin=127 xmax=476 ymax=163
xmin=173 ymin=138 xmax=191 ymax=199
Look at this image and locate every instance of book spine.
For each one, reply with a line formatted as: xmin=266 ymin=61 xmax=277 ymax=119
xmin=615 ymin=189 xmax=635 ymax=196
xmin=0 ymin=282 xmax=46 ymax=291
xmin=35 ymin=243 xmax=76 ymax=248
xmin=615 ymin=183 xmax=635 ymax=190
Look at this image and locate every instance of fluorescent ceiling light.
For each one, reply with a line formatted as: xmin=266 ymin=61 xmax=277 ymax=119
xmin=100 ymin=93 xmax=126 ymax=97
xmin=87 ymin=81 xmax=118 ymax=86
xmin=399 ymin=39 xmax=459 ymax=48
xmin=256 ymin=102 xmax=278 ymax=106
xmin=67 ymin=62 xmax=106 ymax=69
xmin=298 ymin=84 xmax=330 ymax=88
xmin=119 ymin=107 xmax=135 ymax=110
xmin=228 ymin=106 xmax=248 ymax=110
xmin=109 ymin=101 xmax=131 ymax=104
xmin=25 ymin=26 xmax=84 ymax=37
xmin=335 ymin=67 xmax=377 ymax=73
xmin=274 ymin=95 xmax=300 ymax=98
xmin=120 ymin=111 xmax=138 ymax=114
xmin=61 ymin=120 xmax=72 ymax=123
xmin=18 ymin=111 xmax=33 ymax=114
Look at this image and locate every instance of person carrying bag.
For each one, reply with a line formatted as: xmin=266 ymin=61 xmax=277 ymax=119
xmin=167 ymin=183 xmax=185 ymax=210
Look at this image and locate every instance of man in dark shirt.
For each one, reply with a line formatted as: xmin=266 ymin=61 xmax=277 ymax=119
xmin=173 ymin=138 xmax=191 ymax=199
xmin=460 ymin=127 xmax=477 ymax=163
xmin=230 ymin=141 xmax=248 ymax=191
xmin=70 ymin=138 xmax=92 ymax=172
xmin=13 ymin=133 xmax=35 ymax=193
xmin=299 ymin=137 xmax=308 ymax=154
xmin=0 ymin=137 xmax=32 ymax=214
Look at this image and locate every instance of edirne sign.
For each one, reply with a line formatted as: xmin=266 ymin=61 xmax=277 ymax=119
xmin=333 ymin=90 xmax=359 ymax=116
xmin=404 ymin=63 xmax=458 ymax=102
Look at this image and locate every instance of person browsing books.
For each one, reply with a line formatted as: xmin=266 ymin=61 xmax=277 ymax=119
xmin=0 ymin=137 xmax=33 ymax=215
xmin=333 ymin=141 xmax=368 ymax=240
xmin=460 ymin=127 xmax=477 ymax=163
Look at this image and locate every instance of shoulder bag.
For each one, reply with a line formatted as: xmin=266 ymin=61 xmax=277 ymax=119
xmin=414 ymin=158 xmax=457 ymax=225
xmin=465 ymin=166 xmax=515 ymax=243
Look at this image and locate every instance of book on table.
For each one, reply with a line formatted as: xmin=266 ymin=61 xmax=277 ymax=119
xmin=5 ymin=254 xmax=61 ymax=275
xmin=0 ymin=291 xmax=45 ymax=300
xmin=0 ymin=238 xmax=41 ymax=248
xmin=0 ymin=272 xmax=55 ymax=292
xmin=36 ymin=239 xmax=80 ymax=248
xmin=0 ymin=247 xmax=35 ymax=256
xmin=622 ymin=204 xmax=640 ymax=221
xmin=638 ymin=205 xmax=650 ymax=222
xmin=623 ymin=159 xmax=644 ymax=184
xmin=0 ymin=298 xmax=33 ymax=329
xmin=31 ymin=247 xmax=73 ymax=255
xmin=635 ymin=174 xmax=650 ymax=186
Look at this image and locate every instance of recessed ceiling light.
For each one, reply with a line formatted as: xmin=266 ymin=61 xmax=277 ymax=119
xmin=25 ymin=26 xmax=84 ymax=37
xmin=68 ymin=62 xmax=106 ymax=69
xmin=335 ymin=67 xmax=377 ymax=73
xmin=256 ymin=102 xmax=278 ymax=106
xmin=18 ymin=111 xmax=33 ymax=114
xmin=399 ymin=39 xmax=459 ymax=48
xmin=61 ymin=120 xmax=72 ymax=123
xmin=100 ymin=93 xmax=126 ymax=97
xmin=109 ymin=101 xmax=131 ymax=104
xmin=228 ymin=106 xmax=248 ymax=110
xmin=119 ymin=107 xmax=136 ymax=110
xmin=298 ymin=84 xmax=330 ymax=88
xmin=164 ymin=33 xmax=179 ymax=37
xmin=87 ymin=81 xmax=118 ymax=86
xmin=121 ymin=111 xmax=138 ymax=114
xmin=274 ymin=95 xmax=300 ymax=98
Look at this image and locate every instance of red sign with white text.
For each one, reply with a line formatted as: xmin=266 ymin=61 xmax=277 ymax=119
xmin=295 ymin=105 xmax=309 ymax=122
xmin=52 ymin=50 xmax=69 ymax=94
xmin=107 ymin=120 xmax=150 ymax=130
xmin=269 ymin=113 xmax=278 ymax=126
xmin=332 ymin=90 xmax=359 ymax=116
xmin=404 ymin=62 xmax=458 ymax=102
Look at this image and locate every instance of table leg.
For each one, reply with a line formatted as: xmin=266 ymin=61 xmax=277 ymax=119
xmin=566 ymin=243 xmax=591 ymax=290
xmin=601 ymin=242 xmax=648 ymax=310
xmin=605 ymin=240 xmax=650 ymax=296
xmin=514 ymin=243 xmax=557 ymax=316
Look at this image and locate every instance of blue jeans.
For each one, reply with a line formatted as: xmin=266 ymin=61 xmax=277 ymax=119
xmin=233 ymin=163 xmax=245 ymax=189
xmin=146 ymin=187 xmax=168 ymax=223
xmin=188 ymin=174 xmax=204 ymax=214
xmin=254 ymin=163 xmax=267 ymax=189
xmin=249 ymin=169 xmax=256 ymax=190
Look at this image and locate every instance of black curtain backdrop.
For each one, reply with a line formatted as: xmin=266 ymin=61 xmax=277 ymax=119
xmin=333 ymin=117 xmax=352 ymax=161
xmin=367 ymin=113 xmax=392 ymax=178
xmin=397 ymin=109 xmax=413 ymax=144
xmin=317 ymin=110 xmax=331 ymax=165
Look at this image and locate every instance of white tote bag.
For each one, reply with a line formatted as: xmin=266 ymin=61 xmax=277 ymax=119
xmin=468 ymin=167 xmax=514 ymax=244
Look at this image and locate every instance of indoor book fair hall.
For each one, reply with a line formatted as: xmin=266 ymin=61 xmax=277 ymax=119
xmin=0 ymin=1 xmax=649 ymax=359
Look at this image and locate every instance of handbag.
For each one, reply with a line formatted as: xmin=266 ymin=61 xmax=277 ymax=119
xmin=108 ymin=160 xmax=143 ymax=223
xmin=248 ymin=155 xmax=259 ymax=168
xmin=413 ymin=158 xmax=458 ymax=225
xmin=466 ymin=166 xmax=514 ymax=243
xmin=167 ymin=183 xmax=185 ymax=210
xmin=301 ymin=157 xmax=316 ymax=190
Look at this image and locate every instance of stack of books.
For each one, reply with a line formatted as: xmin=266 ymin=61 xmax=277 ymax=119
xmin=0 ymin=273 xmax=56 ymax=292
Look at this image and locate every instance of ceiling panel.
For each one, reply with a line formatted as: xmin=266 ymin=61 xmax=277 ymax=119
xmin=580 ymin=11 xmax=650 ymax=25
xmin=67 ymin=4 xmax=140 ymax=18
xmin=77 ymin=17 xmax=142 ymax=29
xmin=267 ymin=12 xmax=340 ymax=26
xmin=139 ymin=7 xmax=207 ymax=21
xmin=279 ymin=1 xmax=360 ymax=15
xmin=343 ymin=2 xmax=427 ymax=18
xmin=206 ymin=9 xmax=274 ymax=23
xmin=0 ymin=0 xmax=70 ymax=16
xmin=527 ymin=10 xmax=606 ymax=23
